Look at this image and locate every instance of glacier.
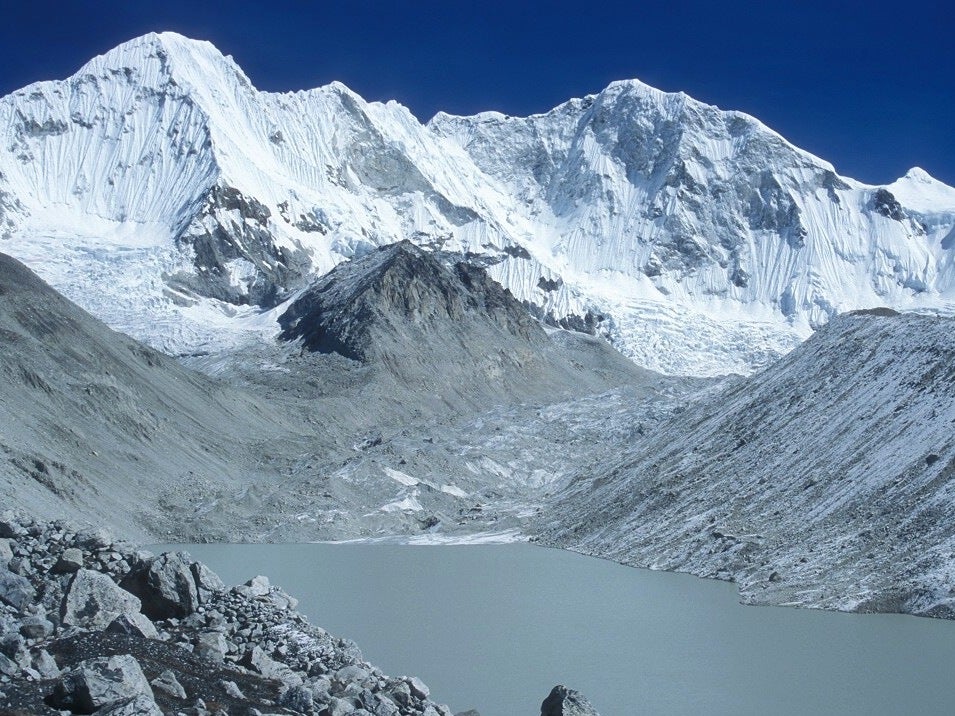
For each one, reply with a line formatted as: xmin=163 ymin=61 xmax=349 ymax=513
xmin=2 ymin=31 xmax=954 ymax=375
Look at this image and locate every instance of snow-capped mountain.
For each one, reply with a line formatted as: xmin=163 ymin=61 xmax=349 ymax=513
xmin=2 ymin=32 xmax=954 ymax=374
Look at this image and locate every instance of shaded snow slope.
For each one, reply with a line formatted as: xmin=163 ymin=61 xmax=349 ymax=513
xmin=2 ymin=33 xmax=955 ymax=374
xmin=539 ymin=311 xmax=955 ymax=617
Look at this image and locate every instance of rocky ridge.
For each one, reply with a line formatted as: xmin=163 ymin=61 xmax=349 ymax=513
xmin=0 ymin=511 xmax=595 ymax=715
xmin=538 ymin=310 xmax=955 ymax=617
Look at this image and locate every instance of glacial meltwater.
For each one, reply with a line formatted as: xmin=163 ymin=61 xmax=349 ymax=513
xmin=155 ymin=543 xmax=955 ymax=715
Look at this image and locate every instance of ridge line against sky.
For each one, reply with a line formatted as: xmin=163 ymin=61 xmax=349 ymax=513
xmin=2 ymin=0 xmax=952 ymax=186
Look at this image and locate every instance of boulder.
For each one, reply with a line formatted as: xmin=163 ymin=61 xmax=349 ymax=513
xmin=106 ymin=612 xmax=159 ymax=639
xmin=96 ymin=694 xmax=163 ymax=715
xmin=19 ymin=615 xmax=54 ymax=640
xmin=335 ymin=664 xmax=372 ymax=688
xmin=0 ymin=651 xmax=17 ymax=677
xmin=0 ymin=632 xmax=24 ymax=659
xmin=540 ymin=685 xmax=600 ymax=716
xmin=0 ymin=538 xmax=12 ymax=562
xmin=61 ymin=569 xmax=142 ymax=629
xmin=190 ymin=561 xmax=225 ymax=603
xmin=120 ymin=552 xmax=199 ymax=619
xmin=407 ymin=675 xmax=430 ymax=700
xmin=48 ymin=654 xmax=154 ymax=713
xmin=0 ymin=512 xmax=26 ymax=538
xmin=32 ymin=649 xmax=60 ymax=679
xmin=75 ymin=527 xmax=113 ymax=550
xmin=150 ymin=669 xmax=187 ymax=699
xmin=0 ymin=568 xmax=35 ymax=611
xmin=241 ymin=645 xmax=303 ymax=686
xmin=246 ymin=575 xmax=271 ymax=596
xmin=219 ymin=679 xmax=245 ymax=699
xmin=52 ymin=547 xmax=84 ymax=574
xmin=325 ymin=696 xmax=358 ymax=715
xmin=281 ymin=684 xmax=314 ymax=712
xmin=194 ymin=630 xmax=228 ymax=661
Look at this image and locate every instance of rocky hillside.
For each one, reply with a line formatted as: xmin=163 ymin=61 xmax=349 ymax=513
xmin=2 ymin=32 xmax=954 ymax=373
xmin=277 ymin=241 xmax=645 ymax=410
xmin=0 ymin=252 xmax=299 ymax=541
xmin=538 ymin=310 xmax=955 ymax=617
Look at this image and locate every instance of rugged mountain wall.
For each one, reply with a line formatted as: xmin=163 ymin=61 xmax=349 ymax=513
xmin=2 ymin=32 xmax=954 ymax=374
xmin=538 ymin=310 xmax=955 ymax=617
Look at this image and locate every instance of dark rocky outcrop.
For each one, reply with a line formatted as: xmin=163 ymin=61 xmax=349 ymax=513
xmin=170 ymin=184 xmax=312 ymax=307
xmin=279 ymin=240 xmax=546 ymax=363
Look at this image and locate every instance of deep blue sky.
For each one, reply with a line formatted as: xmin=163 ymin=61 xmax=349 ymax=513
xmin=1 ymin=1 xmax=952 ymax=185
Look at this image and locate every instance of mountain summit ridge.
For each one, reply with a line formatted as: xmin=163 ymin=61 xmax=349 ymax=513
xmin=2 ymin=32 xmax=954 ymax=375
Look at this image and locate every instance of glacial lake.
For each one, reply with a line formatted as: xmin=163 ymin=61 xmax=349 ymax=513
xmin=155 ymin=542 xmax=955 ymax=716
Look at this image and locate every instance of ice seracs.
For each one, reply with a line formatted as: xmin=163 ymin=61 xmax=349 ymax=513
xmin=2 ymin=32 xmax=954 ymax=374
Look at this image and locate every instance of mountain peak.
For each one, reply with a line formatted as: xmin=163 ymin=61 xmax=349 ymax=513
xmin=278 ymin=241 xmax=545 ymax=363
xmin=72 ymin=31 xmax=254 ymax=95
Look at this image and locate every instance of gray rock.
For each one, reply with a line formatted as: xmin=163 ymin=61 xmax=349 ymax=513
xmin=96 ymin=694 xmax=163 ymax=716
xmin=106 ymin=612 xmax=159 ymax=639
xmin=61 ymin=569 xmax=142 ymax=629
xmin=241 ymin=645 xmax=303 ymax=686
xmin=0 ymin=651 xmax=18 ymax=677
xmin=268 ymin=588 xmax=299 ymax=611
xmin=151 ymin=669 xmax=187 ymax=699
xmin=0 ymin=512 xmax=25 ymax=538
xmin=281 ymin=684 xmax=314 ymax=711
xmin=19 ymin=615 xmax=54 ymax=639
xmin=0 ymin=568 xmax=35 ymax=611
xmin=191 ymin=561 xmax=225 ymax=603
xmin=220 ymin=679 xmax=245 ymax=699
xmin=32 ymin=649 xmax=60 ymax=679
xmin=406 ymin=675 xmax=430 ymax=700
xmin=336 ymin=664 xmax=371 ymax=687
xmin=325 ymin=696 xmax=357 ymax=715
xmin=120 ymin=552 xmax=199 ymax=619
xmin=0 ymin=632 xmax=25 ymax=659
xmin=52 ymin=547 xmax=84 ymax=574
xmin=540 ymin=685 xmax=600 ymax=716
xmin=75 ymin=527 xmax=112 ymax=550
xmin=246 ymin=574 xmax=271 ymax=596
xmin=195 ymin=630 xmax=228 ymax=661
xmin=49 ymin=654 xmax=154 ymax=713
xmin=385 ymin=680 xmax=411 ymax=707
xmin=0 ymin=538 xmax=12 ymax=562
xmin=454 ymin=711 xmax=481 ymax=716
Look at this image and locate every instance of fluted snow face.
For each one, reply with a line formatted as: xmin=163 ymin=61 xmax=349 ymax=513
xmin=1 ymin=33 xmax=954 ymax=374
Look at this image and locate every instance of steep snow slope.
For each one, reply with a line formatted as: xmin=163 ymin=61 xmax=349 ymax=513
xmin=2 ymin=33 xmax=954 ymax=374
xmin=538 ymin=310 xmax=955 ymax=617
